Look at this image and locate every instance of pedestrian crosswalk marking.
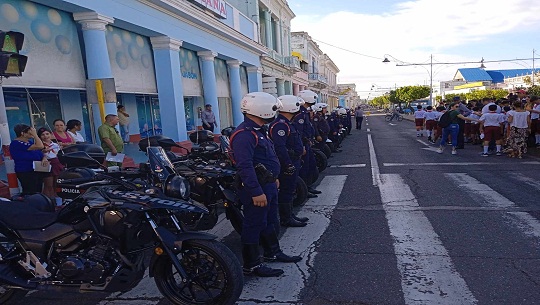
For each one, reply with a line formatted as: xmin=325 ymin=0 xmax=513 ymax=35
xmin=509 ymin=173 xmax=540 ymax=191
xmin=378 ymin=174 xmax=477 ymax=304
xmin=384 ymin=162 xmax=540 ymax=166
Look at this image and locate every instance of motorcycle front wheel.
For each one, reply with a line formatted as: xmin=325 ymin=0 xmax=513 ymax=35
xmin=314 ymin=149 xmax=328 ymax=173
xmin=153 ymin=239 xmax=244 ymax=305
xmin=0 ymin=286 xmax=26 ymax=304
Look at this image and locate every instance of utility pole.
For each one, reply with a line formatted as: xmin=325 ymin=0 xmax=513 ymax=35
xmin=429 ymin=54 xmax=433 ymax=106
xmin=533 ymin=49 xmax=536 ymax=87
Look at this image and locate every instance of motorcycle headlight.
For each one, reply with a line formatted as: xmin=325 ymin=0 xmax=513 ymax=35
xmin=164 ymin=175 xmax=191 ymax=200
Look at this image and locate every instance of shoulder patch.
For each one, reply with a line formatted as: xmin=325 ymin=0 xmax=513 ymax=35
xmin=314 ymin=118 xmax=318 ymax=122
xmin=298 ymin=119 xmax=304 ymax=124
xmin=277 ymin=129 xmax=286 ymax=136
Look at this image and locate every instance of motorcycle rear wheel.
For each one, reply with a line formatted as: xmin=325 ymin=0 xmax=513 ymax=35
xmin=314 ymin=149 xmax=328 ymax=173
xmin=153 ymin=239 xmax=243 ymax=305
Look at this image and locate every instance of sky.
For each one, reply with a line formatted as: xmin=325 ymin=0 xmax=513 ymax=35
xmin=288 ymin=0 xmax=540 ymax=99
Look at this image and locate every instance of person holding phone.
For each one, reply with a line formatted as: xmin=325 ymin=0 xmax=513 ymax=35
xmin=9 ymin=124 xmax=48 ymax=195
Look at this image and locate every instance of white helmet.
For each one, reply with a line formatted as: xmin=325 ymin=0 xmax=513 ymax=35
xmin=298 ymin=90 xmax=318 ymax=104
xmin=277 ymin=95 xmax=302 ymax=113
xmin=240 ymin=92 xmax=280 ymax=119
xmin=337 ymin=108 xmax=347 ymax=115
xmin=314 ymin=103 xmax=328 ymax=112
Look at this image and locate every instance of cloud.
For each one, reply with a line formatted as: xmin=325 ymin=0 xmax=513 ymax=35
xmin=290 ymin=0 xmax=540 ymax=95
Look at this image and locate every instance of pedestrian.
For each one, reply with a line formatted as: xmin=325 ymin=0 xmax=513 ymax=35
xmin=432 ymin=106 xmax=445 ymax=144
xmin=230 ymin=92 xmax=302 ymax=277
xmin=437 ymin=103 xmax=478 ymax=155
xmin=454 ymin=96 xmax=472 ymax=149
xmin=98 ymin=114 xmax=124 ymax=166
xmin=503 ymin=101 xmax=531 ymax=158
xmin=424 ymin=106 xmax=437 ymax=143
xmin=526 ymin=96 xmax=540 ymax=146
xmin=414 ymin=105 xmax=426 ymax=137
xmin=355 ymin=106 xmax=364 ymax=130
xmin=479 ymin=104 xmax=505 ymax=156
xmin=201 ymin=104 xmax=217 ymax=132
xmin=66 ymin=119 xmax=85 ymax=143
xmin=269 ymin=95 xmax=309 ymax=228
xmin=38 ymin=127 xmax=64 ymax=202
xmin=117 ymin=105 xmax=130 ymax=144
xmin=469 ymin=107 xmax=482 ymax=144
xmin=10 ymin=124 xmax=47 ymax=195
xmin=52 ymin=119 xmax=75 ymax=148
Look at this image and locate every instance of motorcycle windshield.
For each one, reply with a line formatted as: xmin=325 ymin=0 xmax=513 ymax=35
xmin=105 ymin=189 xmax=208 ymax=213
xmin=147 ymin=146 xmax=176 ymax=182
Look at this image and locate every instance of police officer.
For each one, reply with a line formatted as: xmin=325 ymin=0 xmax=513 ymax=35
xmin=294 ymin=90 xmax=322 ymax=196
xmin=328 ymin=109 xmax=343 ymax=153
xmin=230 ymin=92 xmax=301 ymax=277
xmin=312 ymin=103 xmax=331 ymax=151
xmin=269 ymin=95 xmax=309 ymax=228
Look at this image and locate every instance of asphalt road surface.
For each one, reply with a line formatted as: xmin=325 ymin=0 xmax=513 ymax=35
xmin=10 ymin=112 xmax=540 ymax=305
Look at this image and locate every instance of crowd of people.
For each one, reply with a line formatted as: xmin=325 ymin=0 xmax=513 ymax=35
xmin=409 ymin=90 xmax=540 ymax=158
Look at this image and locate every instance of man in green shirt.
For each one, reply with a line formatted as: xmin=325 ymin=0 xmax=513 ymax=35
xmin=98 ymin=114 xmax=124 ymax=166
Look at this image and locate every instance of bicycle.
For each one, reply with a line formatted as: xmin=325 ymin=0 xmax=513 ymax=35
xmin=385 ymin=113 xmax=403 ymax=122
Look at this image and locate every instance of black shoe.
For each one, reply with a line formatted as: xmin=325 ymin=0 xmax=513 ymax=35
xmin=243 ymin=264 xmax=284 ymax=277
xmin=293 ymin=215 xmax=309 ymax=222
xmin=307 ymin=193 xmax=318 ymax=198
xmin=308 ymin=188 xmax=321 ymax=194
xmin=264 ymin=251 xmax=302 ymax=263
xmin=281 ymin=218 xmax=307 ymax=227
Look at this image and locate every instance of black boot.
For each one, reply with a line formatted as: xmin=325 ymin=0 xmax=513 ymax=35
xmin=280 ymin=202 xmax=307 ymax=227
xmin=261 ymin=232 xmax=302 ymax=263
xmin=293 ymin=215 xmax=309 ymax=223
xmin=242 ymin=244 xmax=283 ymax=277
xmin=307 ymin=193 xmax=318 ymax=198
xmin=308 ymin=187 xmax=321 ymax=194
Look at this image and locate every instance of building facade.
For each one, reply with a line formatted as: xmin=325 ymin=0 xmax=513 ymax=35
xmin=0 ymin=0 xmax=266 ymax=143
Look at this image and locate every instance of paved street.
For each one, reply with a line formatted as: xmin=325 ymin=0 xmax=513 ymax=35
xmin=11 ymin=113 xmax=540 ymax=305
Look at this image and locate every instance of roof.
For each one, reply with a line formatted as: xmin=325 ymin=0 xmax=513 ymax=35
xmin=455 ymin=68 xmax=540 ymax=83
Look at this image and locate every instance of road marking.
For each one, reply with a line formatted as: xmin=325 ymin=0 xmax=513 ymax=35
xmin=389 ymin=123 xmax=397 ymax=126
xmin=367 ymin=128 xmax=371 ymax=132
xmin=384 ymin=161 xmax=540 ymax=166
xmin=238 ymin=175 xmax=347 ymax=304
xmin=509 ymin=173 xmax=540 ymax=191
xmin=446 ymin=173 xmax=540 ymax=241
xmin=329 ymin=163 xmax=366 ymax=168
xmin=421 ymin=147 xmax=441 ymax=153
xmin=378 ymin=174 xmax=477 ymax=304
xmin=416 ymin=139 xmax=430 ymax=146
xmin=367 ymin=134 xmax=380 ymax=186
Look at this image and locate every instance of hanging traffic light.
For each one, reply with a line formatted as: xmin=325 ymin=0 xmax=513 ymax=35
xmin=0 ymin=31 xmax=27 ymax=77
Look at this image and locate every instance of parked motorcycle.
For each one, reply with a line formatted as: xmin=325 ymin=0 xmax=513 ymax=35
xmin=0 ymin=147 xmax=244 ymax=304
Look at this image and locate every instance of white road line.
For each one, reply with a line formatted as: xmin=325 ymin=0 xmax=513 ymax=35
xmin=329 ymin=164 xmax=366 ymax=168
xmin=416 ymin=139 xmax=430 ymax=146
xmin=509 ymin=173 xmax=540 ymax=191
xmin=384 ymin=162 xmax=540 ymax=166
xmin=238 ymin=175 xmax=347 ymax=304
xmin=367 ymin=128 xmax=371 ymax=132
xmin=446 ymin=173 xmax=540 ymax=242
xmin=367 ymin=134 xmax=380 ymax=186
xmin=378 ymin=174 xmax=477 ymax=304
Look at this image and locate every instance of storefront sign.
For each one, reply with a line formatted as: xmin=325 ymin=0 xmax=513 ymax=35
xmin=190 ymin=0 xmax=227 ymax=18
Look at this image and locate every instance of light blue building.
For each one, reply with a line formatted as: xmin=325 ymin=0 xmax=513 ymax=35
xmin=0 ymin=0 xmax=266 ymax=143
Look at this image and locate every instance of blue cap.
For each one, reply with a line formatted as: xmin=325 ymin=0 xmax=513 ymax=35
xmin=453 ymin=96 xmax=461 ymax=101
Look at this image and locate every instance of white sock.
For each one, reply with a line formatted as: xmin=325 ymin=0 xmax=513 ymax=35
xmin=496 ymin=145 xmax=501 ymax=152
xmin=483 ymin=146 xmax=489 ymax=153
xmin=428 ymin=130 xmax=432 ymax=137
xmin=417 ymin=131 xmax=420 ymax=136
xmin=536 ymin=135 xmax=540 ymax=144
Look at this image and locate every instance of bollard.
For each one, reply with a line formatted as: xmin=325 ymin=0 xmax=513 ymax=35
xmin=2 ymin=145 xmax=19 ymax=197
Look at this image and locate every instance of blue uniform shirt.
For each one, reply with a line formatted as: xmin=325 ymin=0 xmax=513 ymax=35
xmin=313 ymin=113 xmax=330 ymax=139
xmin=231 ymin=117 xmax=281 ymax=197
xmin=269 ymin=114 xmax=304 ymax=168
xmin=292 ymin=106 xmax=316 ymax=140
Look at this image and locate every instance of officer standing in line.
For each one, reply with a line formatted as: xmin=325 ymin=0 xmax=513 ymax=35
xmin=230 ymin=92 xmax=302 ymax=277
xmin=269 ymin=95 xmax=309 ymax=228
xmin=328 ymin=109 xmax=343 ymax=153
xmin=295 ymin=90 xmax=322 ymax=196
xmin=312 ymin=103 xmax=331 ymax=150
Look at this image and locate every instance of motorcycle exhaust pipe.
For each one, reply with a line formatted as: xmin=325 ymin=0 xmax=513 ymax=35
xmin=0 ymin=264 xmax=38 ymax=290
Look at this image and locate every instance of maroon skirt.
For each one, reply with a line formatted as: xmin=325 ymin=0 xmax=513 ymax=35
xmin=49 ymin=157 xmax=64 ymax=176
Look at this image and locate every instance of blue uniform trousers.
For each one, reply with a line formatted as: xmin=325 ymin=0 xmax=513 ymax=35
xmin=299 ymin=145 xmax=317 ymax=185
xmin=239 ymin=182 xmax=279 ymax=244
xmin=278 ymin=160 xmax=301 ymax=204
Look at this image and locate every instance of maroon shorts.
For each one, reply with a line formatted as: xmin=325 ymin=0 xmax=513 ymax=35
xmin=471 ymin=124 xmax=480 ymax=135
xmin=464 ymin=123 xmax=472 ymax=135
xmin=415 ymin=119 xmax=424 ymax=127
xmin=483 ymin=126 xmax=502 ymax=142
xmin=425 ymin=120 xmax=436 ymax=130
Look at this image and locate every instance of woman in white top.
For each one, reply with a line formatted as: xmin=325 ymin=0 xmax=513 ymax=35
xmin=66 ymin=119 xmax=86 ymax=143
xmin=504 ymin=101 xmax=531 ymax=158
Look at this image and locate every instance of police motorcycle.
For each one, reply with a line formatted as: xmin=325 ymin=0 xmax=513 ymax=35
xmin=0 ymin=146 xmax=244 ymax=304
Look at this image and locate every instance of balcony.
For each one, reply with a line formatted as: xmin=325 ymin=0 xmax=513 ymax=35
xmin=309 ymin=73 xmax=328 ymax=84
xmin=267 ymin=50 xmax=284 ymax=65
xmin=284 ymin=56 xmax=301 ymax=69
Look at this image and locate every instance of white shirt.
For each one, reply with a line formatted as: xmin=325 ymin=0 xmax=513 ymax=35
xmin=469 ymin=113 xmax=481 ymax=125
xmin=67 ymin=130 xmax=85 ymax=143
xmin=531 ymin=104 xmax=540 ymax=120
xmin=508 ymin=110 xmax=530 ymax=128
xmin=414 ymin=110 xmax=426 ymax=119
xmin=44 ymin=142 xmax=61 ymax=159
xmin=424 ymin=111 xmax=438 ymax=121
xmin=435 ymin=111 xmax=443 ymax=121
xmin=481 ymin=102 xmax=502 ymax=114
xmin=479 ymin=112 xmax=505 ymax=127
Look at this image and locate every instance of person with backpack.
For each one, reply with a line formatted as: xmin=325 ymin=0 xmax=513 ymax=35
xmin=437 ymin=103 xmax=479 ymax=155
xmin=230 ymin=92 xmax=302 ymax=277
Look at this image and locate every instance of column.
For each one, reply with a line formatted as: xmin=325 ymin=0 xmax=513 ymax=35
xmin=276 ymin=79 xmax=285 ymax=97
xmin=293 ymin=83 xmax=300 ymax=96
xmin=73 ymin=12 xmax=117 ymax=142
xmin=286 ymin=81 xmax=293 ymax=95
xmin=275 ymin=20 xmax=282 ymax=53
xmin=263 ymin=10 xmax=273 ymax=50
xmin=247 ymin=66 xmax=263 ymax=92
xmin=150 ymin=36 xmax=187 ymax=142
xmin=227 ymin=60 xmax=244 ymax=126
xmin=198 ymin=50 xmax=221 ymax=131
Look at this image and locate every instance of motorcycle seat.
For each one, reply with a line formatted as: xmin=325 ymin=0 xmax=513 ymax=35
xmin=0 ymin=194 xmax=58 ymax=230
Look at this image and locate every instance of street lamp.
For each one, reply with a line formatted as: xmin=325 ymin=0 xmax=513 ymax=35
xmin=383 ymin=54 xmax=434 ymax=106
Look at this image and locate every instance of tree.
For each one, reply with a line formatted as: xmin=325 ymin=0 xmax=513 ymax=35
xmin=526 ymin=85 xmax=540 ymax=96
xmin=395 ymin=86 xmax=431 ymax=105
